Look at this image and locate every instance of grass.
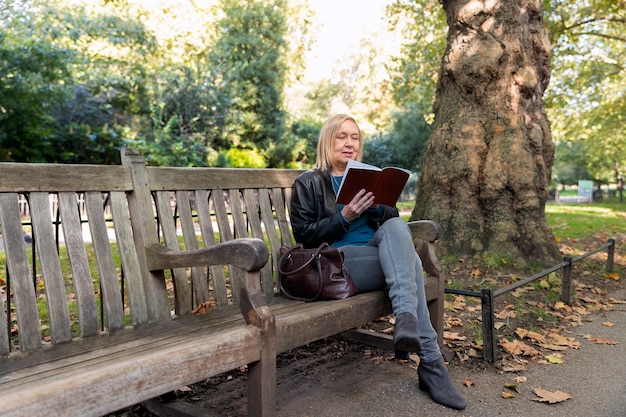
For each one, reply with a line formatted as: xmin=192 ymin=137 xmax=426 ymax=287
xmin=546 ymin=199 xmax=625 ymax=241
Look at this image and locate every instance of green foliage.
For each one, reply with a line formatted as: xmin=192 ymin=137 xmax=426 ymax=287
xmin=386 ymin=0 xmax=446 ymax=113
xmin=363 ymin=106 xmax=431 ymax=172
xmin=544 ymin=0 xmax=625 ymax=183
xmin=207 ymin=0 xmax=289 ymax=152
xmin=214 ymin=147 xmax=266 ymax=168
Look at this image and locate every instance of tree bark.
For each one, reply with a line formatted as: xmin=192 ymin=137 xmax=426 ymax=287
xmin=412 ymin=0 xmax=562 ymax=266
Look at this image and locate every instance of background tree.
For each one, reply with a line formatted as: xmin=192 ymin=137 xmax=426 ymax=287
xmin=411 ymin=0 xmax=562 ymax=266
xmin=543 ymin=0 xmax=625 ymax=186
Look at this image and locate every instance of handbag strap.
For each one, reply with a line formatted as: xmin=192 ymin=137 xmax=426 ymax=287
xmin=279 ymin=255 xmax=324 ymax=302
xmin=278 ymin=243 xmax=329 ymax=276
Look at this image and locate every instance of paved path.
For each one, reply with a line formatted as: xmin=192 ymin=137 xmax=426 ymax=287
xmin=276 ymin=287 xmax=626 ymax=417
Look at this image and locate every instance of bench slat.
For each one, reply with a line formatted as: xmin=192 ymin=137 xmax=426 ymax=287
xmin=84 ymin=192 xmax=125 ymax=331
xmin=0 ymin=164 xmax=133 ymax=193
xmin=228 ymin=189 xmax=249 ymax=301
xmin=154 ymin=191 xmax=192 ymax=315
xmin=146 ymin=166 xmax=301 ymax=190
xmin=257 ymin=189 xmax=282 ymax=296
xmin=0 ymin=193 xmax=41 ymax=352
xmin=29 ymin=193 xmax=73 ymax=344
xmin=272 ymin=187 xmax=294 ymax=247
xmin=109 ymin=191 xmax=149 ymax=325
xmin=195 ymin=189 xmax=229 ymax=305
xmin=177 ymin=190 xmax=209 ymax=306
xmin=122 ymin=149 xmax=172 ymax=322
xmin=242 ymin=189 xmax=274 ymax=296
xmin=58 ymin=192 xmax=99 ymax=337
xmin=211 ymin=189 xmax=237 ymax=302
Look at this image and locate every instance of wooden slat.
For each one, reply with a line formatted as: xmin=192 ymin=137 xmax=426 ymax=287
xmin=259 ymin=188 xmax=281 ymax=298
xmin=242 ymin=189 xmax=273 ymax=296
xmin=211 ymin=190 xmax=233 ymax=241
xmin=176 ymin=190 xmax=209 ymax=305
xmin=228 ymin=189 xmax=248 ymax=240
xmin=121 ymin=148 xmax=171 ymax=322
xmin=29 ymin=193 xmax=72 ymax=344
xmin=58 ymin=192 xmax=98 ymax=337
xmin=0 ymin=324 xmax=262 ymax=417
xmin=147 ymin=167 xmax=302 ymax=191
xmin=211 ymin=189 xmax=237 ymax=301
xmin=195 ymin=190 xmax=229 ymax=306
xmin=0 ymin=193 xmax=41 ymax=352
xmin=0 ymin=164 xmax=132 ymax=192
xmin=84 ymin=192 xmax=125 ymax=331
xmin=154 ymin=191 xmax=191 ymax=315
xmin=272 ymin=187 xmax=294 ymax=246
xmin=109 ymin=191 xmax=149 ymax=325
xmin=228 ymin=189 xmax=248 ymax=301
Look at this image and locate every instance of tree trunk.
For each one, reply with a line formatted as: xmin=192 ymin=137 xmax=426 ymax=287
xmin=412 ymin=0 xmax=562 ymax=266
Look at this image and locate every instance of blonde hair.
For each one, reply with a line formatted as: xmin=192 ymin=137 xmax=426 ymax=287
xmin=315 ymin=114 xmax=363 ymax=171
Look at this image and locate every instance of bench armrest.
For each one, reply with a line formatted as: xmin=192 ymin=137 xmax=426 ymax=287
xmin=145 ymin=238 xmax=272 ymax=327
xmin=407 ymin=220 xmax=443 ymax=278
xmin=145 ymin=238 xmax=269 ymax=272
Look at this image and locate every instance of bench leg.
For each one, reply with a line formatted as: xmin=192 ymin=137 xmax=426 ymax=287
xmin=246 ymin=311 xmax=276 ymax=417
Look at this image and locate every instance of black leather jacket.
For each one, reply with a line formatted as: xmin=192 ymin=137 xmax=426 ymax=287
xmin=290 ymin=168 xmax=399 ymax=248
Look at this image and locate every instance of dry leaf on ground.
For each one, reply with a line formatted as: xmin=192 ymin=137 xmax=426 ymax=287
xmin=590 ymin=337 xmax=619 ymax=345
xmin=532 ymin=387 xmax=572 ymax=404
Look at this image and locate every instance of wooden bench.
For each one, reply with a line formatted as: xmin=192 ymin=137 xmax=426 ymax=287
xmin=0 ymin=147 xmax=445 ymax=417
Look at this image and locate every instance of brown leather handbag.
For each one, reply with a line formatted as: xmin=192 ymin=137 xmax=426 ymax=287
xmin=278 ymin=243 xmax=359 ymax=302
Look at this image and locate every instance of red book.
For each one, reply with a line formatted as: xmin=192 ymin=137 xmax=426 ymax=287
xmin=335 ymin=160 xmax=411 ymax=206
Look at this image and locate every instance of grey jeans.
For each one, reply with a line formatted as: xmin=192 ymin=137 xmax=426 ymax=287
xmin=340 ymin=217 xmax=441 ymax=361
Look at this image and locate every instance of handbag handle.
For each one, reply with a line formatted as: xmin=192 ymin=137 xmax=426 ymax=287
xmin=278 ymin=243 xmax=328 ymax=301
xmin=277 ymin=243 xmax=329 ymax=276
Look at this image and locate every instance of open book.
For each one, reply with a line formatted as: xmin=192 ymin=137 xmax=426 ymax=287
xmin=335 ymin=159 xmax=411 ymax=206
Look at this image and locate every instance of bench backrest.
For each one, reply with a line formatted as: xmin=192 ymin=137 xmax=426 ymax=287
xmin=0 ymin=149 xmax=302 ymax=356
xmin=0 ymin=162 xmax=150 ymax=356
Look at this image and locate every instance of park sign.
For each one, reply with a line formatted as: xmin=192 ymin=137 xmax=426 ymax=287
xmin=578 ymin=180 xmax=593 ymax=202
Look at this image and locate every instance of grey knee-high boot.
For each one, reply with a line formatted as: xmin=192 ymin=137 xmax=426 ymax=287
xmin=418 ymin=356 xmax=467 ymax=410
xmin=393 ymin=312 xmax=421 ymax=353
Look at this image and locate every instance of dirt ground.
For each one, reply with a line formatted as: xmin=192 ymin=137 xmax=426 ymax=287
xmin=109 ymin=234 xmax=625 ymax=417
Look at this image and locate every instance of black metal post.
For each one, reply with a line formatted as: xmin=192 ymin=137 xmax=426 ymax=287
xmin=562 ymin=256 xmax=573 ymax=305
xmin=481 ymin=288 xmax=496 ymax=364
xmin=606 ymin=239 xmax=615 ymax=273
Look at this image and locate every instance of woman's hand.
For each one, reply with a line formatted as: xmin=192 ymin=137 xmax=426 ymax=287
xmin=341 ymin=189 xmax=375 ymax=222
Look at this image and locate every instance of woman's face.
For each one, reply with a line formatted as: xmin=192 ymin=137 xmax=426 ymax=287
xmin=331 ymin=119 xmax=360 ymax=172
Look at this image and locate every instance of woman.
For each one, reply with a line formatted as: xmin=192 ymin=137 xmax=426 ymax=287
xmin=290 ymin=114 xmax=466 ymax=410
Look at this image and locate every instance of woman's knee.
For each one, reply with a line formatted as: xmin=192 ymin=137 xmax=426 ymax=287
xmin=379 ymin=217 xmax=411 ymax=240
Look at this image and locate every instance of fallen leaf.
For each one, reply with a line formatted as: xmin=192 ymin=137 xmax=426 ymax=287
xmin=495 ymin=309 xmax=517 ymax=320
xmin=544 ymin=354 xmax=564 ymax=364
xmin=444 ymin=331 xmax=467 ymax=341
xmin=590 ymin=337 xmax=618 ymax=345
xmin=516 ymin=328 xmax=545 ymax=343
xmin=500 ymin=339 xmax=541 ymax=358
xmin=549 ymin=333 xmax=580 ymax=348
xmin=192 ymin=299 xmax=216 ymax=315
xmin=504 ymin=382 xmax=519 ymax=392
xmin=516 ymin=376 xmax=527 ymax=383
xmin=501 ymin=391 xmax=515 ymax=399
xmin=608 ymin=298 xmax=626 ymax=304
xmin=602 ymin=321 xmax=615 ymax=327
xmin=538 ymin=343 xmax=568 ymax=351
xmin=604 ymin=272 xmax=620 ymax=281
xmin=532 ymin=387 xmax=572 ymax=404
xmin=464 ymin=378 xmax=474 ymax=387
